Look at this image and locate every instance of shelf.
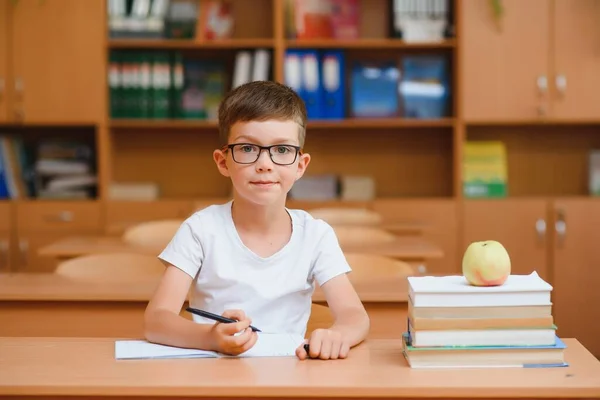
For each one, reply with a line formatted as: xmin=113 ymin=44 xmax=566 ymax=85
xmin=466 ymin=119 xmax=600 ymax=127
xmin=308 ymin=118 xmax=455 ymax=129
xmin=110 ymin=120 xmax=218 ymax=129
xmin=285 ymin=39 xmax=456 ymax=49
xmin=108 ymin=39 xmax=275 ymax=50
xmin=110 ymin=118 xmax=455 ymax=130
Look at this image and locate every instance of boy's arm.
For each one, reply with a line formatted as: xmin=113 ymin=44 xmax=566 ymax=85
xmin=144 ymin=264 xmax=256 ymax=353
xmin=319 ymin=273 xmax=370 ymax=346
xmin=144 ymin=264 xmax=216 ymax=350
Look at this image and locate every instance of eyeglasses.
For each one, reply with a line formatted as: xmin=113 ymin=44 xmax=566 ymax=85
xmin=224 ymin=143 xmax=302 ymax=165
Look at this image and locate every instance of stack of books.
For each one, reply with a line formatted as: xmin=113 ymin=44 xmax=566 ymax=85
xmin=402 ymin=271 xmax=567 ymax=368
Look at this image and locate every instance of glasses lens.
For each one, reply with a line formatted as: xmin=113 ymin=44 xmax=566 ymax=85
xmin=270 ymin=145 xmax=297 ymax=165
xmin=232 ymin=144 xmax=260 ymax=163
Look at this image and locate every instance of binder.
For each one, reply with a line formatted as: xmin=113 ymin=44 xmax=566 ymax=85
xmin=320 ymin=50 xmax=345 ymax=119
xmin=300 ymin=50 xmax=323 ymax=120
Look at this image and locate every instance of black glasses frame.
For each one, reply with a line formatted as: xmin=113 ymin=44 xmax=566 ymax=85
xmin=223 ymin=143 xmax=302 ymax=165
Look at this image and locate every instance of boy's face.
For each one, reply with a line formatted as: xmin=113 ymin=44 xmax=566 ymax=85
xmin=213 ymin=119 xmax=311 ymax=206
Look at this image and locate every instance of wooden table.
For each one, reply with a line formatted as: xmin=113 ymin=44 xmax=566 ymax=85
xmin=38 ymin=235 xmax=444 ymax=272
xmin=1 ymin=337 xmax=599 ymax=399
xmin=0 ymin=273 xmax=408 ymax=339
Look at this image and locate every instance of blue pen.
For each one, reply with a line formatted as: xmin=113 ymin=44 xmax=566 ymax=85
xmin=185 ymin=307 xmax=261 ymax=332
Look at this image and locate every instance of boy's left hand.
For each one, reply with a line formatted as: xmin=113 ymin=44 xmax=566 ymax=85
xmin=295 ymin=329 xmax=350 ymax=360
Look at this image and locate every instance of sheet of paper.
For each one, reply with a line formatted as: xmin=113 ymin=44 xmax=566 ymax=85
xmin=115 ymin=340 xmax=218 ymax=360
xmin=115 ymin=333 xmax=305 ymax=360
xmin=235 ymin=333 xmax=305 ymax=357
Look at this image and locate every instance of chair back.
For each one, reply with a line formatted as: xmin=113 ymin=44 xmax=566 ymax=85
xmin=122 ymin=219 xmax=182 ymax=250
xmin=344 ymin=252 xmax=415 ymax=282
xmin=333 ymin=226 xmax=396 ymax=246
xmin=309 ymin=207 xmax=382 ymax=226
xmin=55 ymin=252 xmax=165 ymax=282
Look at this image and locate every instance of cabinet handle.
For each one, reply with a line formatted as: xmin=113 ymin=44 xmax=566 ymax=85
xmin=555 ymin=209 xmax=567 ymax=246
xmin=0 ymin=240 xmax=8 ymax=270
xmin=14 ymin=78 xmax=23 ymax=100
xmin=555 ymin=74 xmax=567 ymax=98
xmin=13 ymin=108 xmax=24 ymax=122
xmin=537 ymin=75 xmax=548 ymax=95
xmin=19 ymin=239 xmax=29 ymax=268
xmin=0 ymin=78 xmax=4 ymax=100
xmin=537 ymin=75 xmax=548 ymax=117
xmin=535 ymin=218 xmax=546 ymax=244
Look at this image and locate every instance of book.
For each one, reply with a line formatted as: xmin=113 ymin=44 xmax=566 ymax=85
xmin=409 ymin=315 xmax=554 ymax=330
xmin=402 ymin=333 xmax=568 ymax=369
xmin=408 ymin=301 xmax=552 ymax=319
xmin=408 ymin=322 xmax=557 ymax=347
xmin=407 ymin=271 xmax=552 ymax=308
xmin=115 ymin=333 xmax=305 ymax=360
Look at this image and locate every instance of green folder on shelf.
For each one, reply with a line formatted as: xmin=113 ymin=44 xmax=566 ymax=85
xmin=463 ymin=141 xmax=508 ymax=198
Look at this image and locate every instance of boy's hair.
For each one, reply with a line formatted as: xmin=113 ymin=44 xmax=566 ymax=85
xmin=218 ymin=81 xmax=307 ymax=147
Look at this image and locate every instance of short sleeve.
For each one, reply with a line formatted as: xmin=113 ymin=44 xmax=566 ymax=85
xmin=158 ymin=218 xmax=204 ymax=279
xmin=311 ymin=224 xmax=352 ymax=286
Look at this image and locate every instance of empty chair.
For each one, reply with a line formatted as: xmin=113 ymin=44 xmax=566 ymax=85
xmin=344 ymin=252 xmax=415 ymax=282
xmin=333 ymin=226 xmax=396 ymax=247
xmin=55 ymin=252 xmax=165 ymax=282
xmin=122 ymin=219 xmax=182 ymax=250
xmin=309 ymin=207 xmax=382 ymax=226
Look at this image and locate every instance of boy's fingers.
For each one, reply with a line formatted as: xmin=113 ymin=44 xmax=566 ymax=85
xmin=219 ymin=318 xmax=251 ymax=335
xmin=319 ymin=340 xmax=332 ymax=360
xmin=339 ymin=342 xmax=350 ymax=359
xmin=231 ymin=328 xmax=253 ymax=347
xmin=222 ymin=309 xmax=247 ymax=322
xmin=308 ymin=336 xmax=322 ymax=359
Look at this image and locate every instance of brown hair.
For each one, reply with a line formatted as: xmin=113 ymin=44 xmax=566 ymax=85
xmin=218 ymin=81 xmax=307 ymax=147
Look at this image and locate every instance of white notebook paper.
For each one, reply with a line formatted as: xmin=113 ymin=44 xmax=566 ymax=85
xmin=115 ymin=333 xmax=305 ymax=360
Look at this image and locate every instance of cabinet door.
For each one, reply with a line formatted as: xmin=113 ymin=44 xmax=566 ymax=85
xmin=463 ymin=199 xmax=549 ymax=279
xmin=0 ymin=0 xmax=9 ymax=122
xmin=460 ymin=0 xmax=551 ymax=121
xmin=11 ymin=0 xmax=105 ymax=124
xmin=0 ymin=201 xmax=11 ymax=272
xmin=552 ymin=0 xmax=600 ymax=119
xmin=551 ymin=199 xmax=600 ymax=359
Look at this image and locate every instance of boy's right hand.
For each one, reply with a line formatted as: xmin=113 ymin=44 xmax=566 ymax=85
xmin=209 ymin=309 xmax=258 ymax=355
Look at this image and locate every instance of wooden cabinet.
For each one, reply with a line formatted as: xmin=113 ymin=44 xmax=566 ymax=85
xmin=461 ymin=0 xmax=600 ymax=122
xmin=551 ymin=0 xmax=600 ymax=119
xmin=461 ymin=0 xmax=551 ymax=121
xmin=551 ymin=198 xmax=600 ymax=358
xmin=463 ymin=199 xmax=550 ymax=279
xmin=12 ymin=201 xmax=102 ymax=272
xmin=464 ymin=198 xmax=600 ymax=358
xmin=6 ymin=0 xmax=105 ymax=124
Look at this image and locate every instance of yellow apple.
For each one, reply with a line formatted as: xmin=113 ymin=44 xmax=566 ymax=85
xmin=462 ymin=240 xmax=511 ymax=286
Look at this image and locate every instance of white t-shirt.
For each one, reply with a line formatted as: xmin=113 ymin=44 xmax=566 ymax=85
xmin=158 ymin=200 xmax=351 ymax=337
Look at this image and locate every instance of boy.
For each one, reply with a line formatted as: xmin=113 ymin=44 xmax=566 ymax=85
xmin=144 ymin=81 xmax=370 ymax=360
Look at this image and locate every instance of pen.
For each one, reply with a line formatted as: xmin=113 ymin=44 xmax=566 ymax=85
xmin=185 ymin=307 xmax=261 ymax=332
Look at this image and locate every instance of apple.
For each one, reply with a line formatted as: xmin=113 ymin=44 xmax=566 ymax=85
xmin=462 ymin=240 xmax=511 ymax=286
